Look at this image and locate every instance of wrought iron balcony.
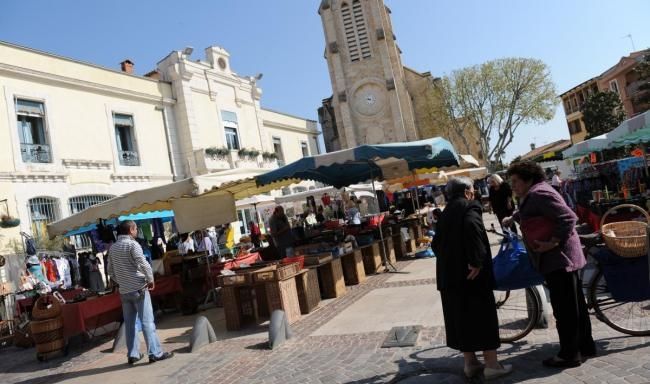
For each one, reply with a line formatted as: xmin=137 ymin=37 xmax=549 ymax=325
xmin=21 ymin=143 xmax=51 ymax=163
xmin=119 ymin=150 xmax=140 ymax=166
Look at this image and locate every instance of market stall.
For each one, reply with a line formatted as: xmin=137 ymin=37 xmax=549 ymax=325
xmin=563 ymin=111 xmax=650 ymax=231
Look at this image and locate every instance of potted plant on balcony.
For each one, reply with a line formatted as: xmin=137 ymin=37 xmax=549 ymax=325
xmin=247 ymin=149 xmax=260 ymax=159
xmin=262 ymin=152 xmax=278 ymax=162
xmin=205 ymin=147 xmax=230 ymax=159
xmin=238 ymin=148 xmax=251 ymax=159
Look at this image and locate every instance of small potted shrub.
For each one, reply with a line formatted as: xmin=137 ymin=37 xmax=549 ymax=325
xmin=262 ymin=152 xmax=278 ymax=161
xmin=247 ymin=149 xmax=260 ymax=158
xmin=205 ymin=147 xmax=230 ymax=158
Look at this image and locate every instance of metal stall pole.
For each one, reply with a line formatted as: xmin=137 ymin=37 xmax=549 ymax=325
xmin=369 ymin=168 xmax=397 ymax=272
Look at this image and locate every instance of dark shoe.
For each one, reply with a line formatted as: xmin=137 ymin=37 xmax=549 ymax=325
xmin=127 ymin=353 xmax=144 ymax=366
xmin=542 ymin=356 xmax=581 ymax=368
xmin=149 ymin=351 xmax=174 ymax=363
xmin=581 ymin=350 xmax=597 ymax=361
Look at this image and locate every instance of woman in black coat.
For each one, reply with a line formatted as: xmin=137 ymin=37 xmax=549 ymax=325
xmin=433 ymin=177 xmax=512 ymax=380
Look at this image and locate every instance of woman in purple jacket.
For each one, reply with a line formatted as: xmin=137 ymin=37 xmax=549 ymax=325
xmin=504 ymin=161 xmax=595 ymax=368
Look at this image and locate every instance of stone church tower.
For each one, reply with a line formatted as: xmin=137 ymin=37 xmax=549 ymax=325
xmin=317 ymin=0 xmax=419 ymax=150
xmin=318 ymin=0 xmax=483 ymax=162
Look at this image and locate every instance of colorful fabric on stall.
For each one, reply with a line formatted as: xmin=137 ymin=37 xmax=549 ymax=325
xmin=27 ymin=264 xmax=47 ymax=283
xmin=43 ymin=258 xmax=60 ymax=282
xmin=141 ymin=223 xmax=153 ymax=241
xmin=617 ymin=157 xmax=644 ymax=175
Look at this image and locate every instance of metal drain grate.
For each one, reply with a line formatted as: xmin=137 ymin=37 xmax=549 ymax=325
xmin=381 ymin=325 xmax=421 ymax=348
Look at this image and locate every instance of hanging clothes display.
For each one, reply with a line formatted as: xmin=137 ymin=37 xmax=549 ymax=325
xmin=43 ymin=257 xmax=60 ymax=282
xmin=86 ymin=254 xmax=105 ymax=292
xmin=53 ymin=257 xmax=72 ymax=288
xmin=65 ymin=254 xmax=81 ymax=286
xmin=78 ymin=252 xmax=90 ymax=289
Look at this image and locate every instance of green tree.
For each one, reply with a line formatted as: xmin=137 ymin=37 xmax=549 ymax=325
xmin=583 ymin=91 xmax=626 ymax=139
xmin=436 ymin=58 xmax=557 ymax=168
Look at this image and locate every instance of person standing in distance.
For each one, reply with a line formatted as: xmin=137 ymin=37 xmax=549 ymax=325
xmin=108 ymin=220 xmax=174 ymax=365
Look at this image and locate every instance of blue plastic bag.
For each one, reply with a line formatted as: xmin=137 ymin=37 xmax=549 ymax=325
xmin=492 ymin=232 xmax=544 ymax=291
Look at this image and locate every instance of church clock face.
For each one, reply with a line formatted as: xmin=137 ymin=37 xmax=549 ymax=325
xmin=352 ymin=83 xmax=385 ymax=117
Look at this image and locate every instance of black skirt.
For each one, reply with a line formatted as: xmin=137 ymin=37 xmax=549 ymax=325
xmin=440 ymin=289 xmax=500 ymax=352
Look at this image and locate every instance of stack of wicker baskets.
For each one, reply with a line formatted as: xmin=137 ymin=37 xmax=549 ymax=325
xmin=30 ymin=295 xmax=65 ymax=360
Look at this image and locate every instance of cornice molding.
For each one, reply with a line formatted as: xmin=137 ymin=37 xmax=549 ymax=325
xmin=0 ymin=172 xmax=67 ymax=182
xmin=263 ymin=120 xmax=320 ymax=135
xmin=62 ymin=159 xmax=112 ymax=170
xmin=0 ymin=63 xmax=176 ymax=106
xmin=110 ymin=174 xmax=172 ymax=183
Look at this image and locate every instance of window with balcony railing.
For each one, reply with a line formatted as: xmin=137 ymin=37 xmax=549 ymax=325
xmin=221 ymin=110 xmax=241 ymax=150
xmin=113 ymin=113 xmax=140 ymax=166
xmin=16 ymin=99 xmax=52 ymax=163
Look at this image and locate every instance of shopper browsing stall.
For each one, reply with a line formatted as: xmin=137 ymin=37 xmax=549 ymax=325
xmin=107 ymin=220 xmax=173 ymax=365
xmin=269 ymin=206 xmax=294 ymax=258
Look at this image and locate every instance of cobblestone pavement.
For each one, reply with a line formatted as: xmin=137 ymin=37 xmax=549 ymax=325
xmin=2 ymin=213 xmax=650 ymax=384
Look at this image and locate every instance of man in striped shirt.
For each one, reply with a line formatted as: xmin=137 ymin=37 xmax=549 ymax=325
xmin=108 ymin=220 xmax=173 ymax=365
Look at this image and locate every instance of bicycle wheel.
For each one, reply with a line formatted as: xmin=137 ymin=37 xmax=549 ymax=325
xmin=496 ymin=287 xmax=541 ymax=342
xmin=589 ymin=269 xmax=650 ymax=336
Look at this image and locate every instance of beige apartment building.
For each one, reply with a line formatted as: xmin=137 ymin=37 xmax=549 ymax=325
xmin=0 ymin=41 xmax=319 ymax=257
xmin=560 ymin=49 xmax=649 ymax=143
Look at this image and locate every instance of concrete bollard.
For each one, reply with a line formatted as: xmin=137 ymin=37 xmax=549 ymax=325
xmin=268 ymin=310 xmax=293 ymax=350
xmin=111 ymin=323 xmax=127 ymax=352
xmin=189 ymin=316 xmax=217 ymax=352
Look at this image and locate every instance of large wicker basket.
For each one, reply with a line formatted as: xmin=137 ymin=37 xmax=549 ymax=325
xmin=600 ymin=204 xmax=650 ymax=258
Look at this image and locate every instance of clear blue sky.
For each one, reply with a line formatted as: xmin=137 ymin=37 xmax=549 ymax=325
xmin=2 ymin=0 xmax=649 ymax=160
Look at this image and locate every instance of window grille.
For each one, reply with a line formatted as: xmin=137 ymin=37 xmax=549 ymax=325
xmin=28 ymin=197 xmax=60 ymax=241
xmin=68 ymin=195 xmax=114 ymax=249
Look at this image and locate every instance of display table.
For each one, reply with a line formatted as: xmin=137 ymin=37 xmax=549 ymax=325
xmin=16 ymin=289 xmax=83 ymax=316
xmin=220 ymin=268 xmax=302 ymax=331
xmin=209 ymin=252 xmax=262 ymax=277
xmin=391 ymin=232 xmax=407 ymax=259
xmin=62 ymin=294 xmax=122 ymax=338
xmin=295 ymin=269 xmax=320 ymax=314
xmin=310 ymin=258 xmax=346 ymax=299
xmin=360 ymin=242 xmax=383 ymax=275
xmin=340 ymin=250 xmax=366 ymax=285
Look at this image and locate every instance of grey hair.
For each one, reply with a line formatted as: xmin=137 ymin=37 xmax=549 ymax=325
xmin=446 ymin=176 xmax=474 ymax=199
xmin=487 ymin=174 xmax=503 ymax=184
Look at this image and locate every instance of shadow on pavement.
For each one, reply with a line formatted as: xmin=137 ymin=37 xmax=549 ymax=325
xmin=344 ymin=335 xmax=650 ymax=384
xmin=11 ymin=362 xmax=129 ymax=384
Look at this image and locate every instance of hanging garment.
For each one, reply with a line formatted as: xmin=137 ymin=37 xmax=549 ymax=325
xmin=66 ymin=255 xmax=81 ymax=286
xmin=86 ymin=256 xmax=105 ymax=292
xmin=27 ymin=263 xmax=46 ymax=283
xmin=43 ymin=258 xmax=60 ymax=282
xmin=141 ymin=223 xmax=153 ymax=241
xmin=54 ymin=257 xmax=72 ymax=288
xmin=78 ymin=253 xmax=90 ymax=288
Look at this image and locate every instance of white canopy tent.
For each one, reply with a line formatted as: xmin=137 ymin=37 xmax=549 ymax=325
xmin=47 ymin=168 xmax=273 ymax=237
